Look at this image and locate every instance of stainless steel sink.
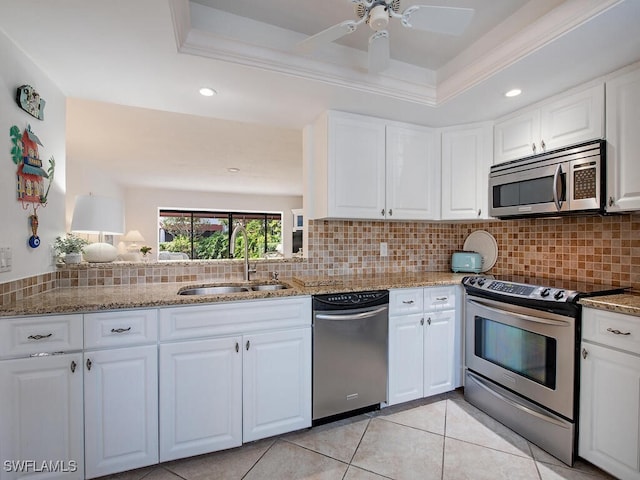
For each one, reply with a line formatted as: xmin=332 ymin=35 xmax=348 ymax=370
xmin=250 ymin=284 xmax=290 ymax=291
xmin=178 ymin=286 xmax=251 ymax=295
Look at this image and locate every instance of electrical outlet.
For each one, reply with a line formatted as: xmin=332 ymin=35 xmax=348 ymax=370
xmin=0 ymin=246 xmax=11 ymax=272
xmin=380 ymin=242 xmax=388 ymax=257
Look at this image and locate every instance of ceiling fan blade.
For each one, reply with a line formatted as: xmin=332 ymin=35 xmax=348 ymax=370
xmin=368 ymin=30 xmax=390 ymax=73
xmin=296 ymin=20 xmax=360 ymax=54
xmin=401 ymin=5 xmax=474 ymax=35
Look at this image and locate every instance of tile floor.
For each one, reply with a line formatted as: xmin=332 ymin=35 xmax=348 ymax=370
xmin=104 ymin=390 xmax=616 ymax=480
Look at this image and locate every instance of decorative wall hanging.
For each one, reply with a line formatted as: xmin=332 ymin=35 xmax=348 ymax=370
xmin=16 ymin=85 xmax=46 ymax=120
xmin=9 ymin=124 xmax=56 ymax=248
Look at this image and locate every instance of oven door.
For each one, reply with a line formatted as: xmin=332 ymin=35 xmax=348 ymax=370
xmin=465 ymin=296 xmax=575 ymax=419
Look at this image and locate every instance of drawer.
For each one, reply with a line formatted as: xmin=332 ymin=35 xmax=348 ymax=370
xmin=84 ymin=309 xmax=158 ymax=348
xmin=582 ymin=308 xmax=640 ymax=354
xmin=159 ymin=296 xmax=311 ymax=341
xmin=424 ymin=286 xmax=457 ymax=311
xmin=389 ymin=288 xmax=423 ymax=315
xmin=0 ymin=314 xmax=83 ymax=358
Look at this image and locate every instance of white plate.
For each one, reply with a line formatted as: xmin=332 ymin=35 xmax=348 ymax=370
xmin=463 ymin=230 xmax=498 ymax=272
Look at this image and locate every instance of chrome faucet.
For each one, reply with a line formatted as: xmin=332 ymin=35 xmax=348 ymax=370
xmin=230 ymin=224 xmax=256 ymax=281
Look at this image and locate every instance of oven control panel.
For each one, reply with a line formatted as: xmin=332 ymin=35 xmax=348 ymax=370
xmin=462 ymin=276 xmax=572 ymax=303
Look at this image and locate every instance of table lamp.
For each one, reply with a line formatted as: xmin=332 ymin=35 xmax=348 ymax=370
xmin=70 ymin=194 xmax=124 ymax=262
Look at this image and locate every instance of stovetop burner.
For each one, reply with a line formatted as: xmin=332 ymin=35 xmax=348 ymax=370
xmin=462 ymin=274 xmax=628 ymax=305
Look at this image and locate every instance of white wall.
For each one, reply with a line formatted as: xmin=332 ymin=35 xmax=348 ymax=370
xmin=0 ymin=30 xmax=66 ymax=283
xmin=125 ymin=186 xmax=302 ymax=258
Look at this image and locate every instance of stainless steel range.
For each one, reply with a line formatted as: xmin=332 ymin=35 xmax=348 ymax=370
xmin=462 ymin=275 xmax=627 ymax=466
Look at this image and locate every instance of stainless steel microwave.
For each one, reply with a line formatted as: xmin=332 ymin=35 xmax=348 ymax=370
xmin=489 ymin=140 xmax=605 ymax=218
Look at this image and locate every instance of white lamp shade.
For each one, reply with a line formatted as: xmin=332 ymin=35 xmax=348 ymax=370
xmin=122 ymin=230 xmax=145 ymax=243
xmin=71 ymin=194 xmax=124 ymax=235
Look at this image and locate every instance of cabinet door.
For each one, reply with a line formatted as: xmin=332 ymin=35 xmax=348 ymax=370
xmin=243 ymin=327 xmax=311 ymax=442
xmin=423 ymin=309 xmax=456 ymax=397
xmin=494 ymin=110 xmax=540 ymax=163
xmin=540 ymin=84 xmax=604 ymax=152
xmin=327 ymin=112 xmax=386 ymax=219
xmin=441 ymin=124 xmax=493 ymax=220
xmin=579 ymin=342 xmax=640 ymax=480
xmin=159 ymin=337 xmax=242 ymax=461
xmin=386 ymin=124 xmax=440 ymax=220
xmin=606 ymin=67 xmax=640 ymax=212
xmin=84 ymin=346 xmax=158 ymax=479
xmin=388 ymin=314 xmax=424 ymax=406
xmin=0 ymin=354 xmax=83 ymax=480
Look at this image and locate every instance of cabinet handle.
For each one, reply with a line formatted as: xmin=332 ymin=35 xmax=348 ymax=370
xmin=608 ymin=196 xmax=615 ymax=207
xmin=607 ymin=327 xmax=631 ymax=336
xmin=420 ymin=318 xmax=424 ymax=326
xmin=70 ymin=360 xmax=77 ymax=373
xmin=402 ymin=300 xmax=414 ymax=304
xmin=28 ymin=333 xmax=52 ymax=340
xmin=235 ymin=342 xmax=239 ymax=353
xmin=532 ymin=143 xmax=537 ymax=153
xmin=427 ymin=317 xmax=431 ymax=325
xmin=582 ymin=348 xmax=588 ymax=359
xmin=86 ymin=358 xmax=92 ymax=371
xmin=388 ymin=209 xmax=393 ymax=216
xmin=246 ymin=340 xmax=250 ymax=351
xmin=111 ymin=327 xmax=131 ymax=334
xmin=381 ymin=209 xmax=385 ymax=217
xmin=540 ymin=139 xmax=546 ymax=151
xmin=436 ymin=297 xmax=447 ymax=301
xmin=477 ymin=209 xmax=481 ymax=217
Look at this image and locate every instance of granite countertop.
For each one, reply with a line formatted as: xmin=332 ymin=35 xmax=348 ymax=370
xmin=579 ymin=293 xmax=640 ymax=317
xmin=0 ymin=272 xmax=468 ymax=317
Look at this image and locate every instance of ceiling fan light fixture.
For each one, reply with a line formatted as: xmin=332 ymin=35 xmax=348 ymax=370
xmin=369 ymin=4 xmax=389 ymax=31
xmin=505 ymin=88 xmax=522 ymax=98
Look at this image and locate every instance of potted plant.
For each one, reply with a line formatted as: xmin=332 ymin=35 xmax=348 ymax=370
xmin=139 ymin=245 xmax=152 ymax=261
xmin=54 ymin=233 xmax=88 ymax=264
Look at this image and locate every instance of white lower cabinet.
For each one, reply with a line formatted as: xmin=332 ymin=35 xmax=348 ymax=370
xmin=83 ymin=310 xmax=159 ymax=479
xmin=158 ymin=297 xmax=312 ymax=462
xmin=579 ymin=308 xmax=640 ymax=480
xmin=159 ymin=336 xmax=243 ymax=461
xmin=0 ymin=354 xmax=84 ymax=480
xmin=387 ymin=286 xmax=459 ymax=406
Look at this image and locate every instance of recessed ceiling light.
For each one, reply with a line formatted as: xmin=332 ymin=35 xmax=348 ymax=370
xmin=227 ymin=167 xmax=240 ymax=173
xmin=505 ymin=88 xmax=522 ymax=98
xmin=199 ymin=87 xmax=217 ymax=97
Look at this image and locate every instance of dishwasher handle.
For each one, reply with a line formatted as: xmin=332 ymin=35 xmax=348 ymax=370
xmin=315 ymin=306 xmax=388 ymax=321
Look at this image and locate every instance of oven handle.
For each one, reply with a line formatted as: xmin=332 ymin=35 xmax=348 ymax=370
xmin=553 ymin=164 xmax=563 ymax=211
xmin=315 ymin=306 xmax=388 ymax=321
xmin=467 ymin=299 xmax=572 ymax=327
xmin=466 ymin=371 xmax=569 ymax=428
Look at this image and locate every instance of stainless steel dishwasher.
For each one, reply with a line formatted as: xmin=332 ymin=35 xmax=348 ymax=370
xmin=312 ymin=290 xmax=389 ymax=422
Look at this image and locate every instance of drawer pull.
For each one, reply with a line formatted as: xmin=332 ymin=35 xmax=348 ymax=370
xmin=27 ymin=333 xmax=52 ymax=340
xmin=607 ymin=327 xmax=631 ymax=336
xmin=435 ymin=297 xmax=448 ymax=301
xmin=111 ymin=327 xmax=132 ymax=334
xmin=402 ymin=300 xmax=415 ymax=304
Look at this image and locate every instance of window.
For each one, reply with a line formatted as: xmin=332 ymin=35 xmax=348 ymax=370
xmin=158 ymin=209 xmax=282 ymax=260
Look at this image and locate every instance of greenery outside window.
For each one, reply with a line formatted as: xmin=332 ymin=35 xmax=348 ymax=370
xmin=159 ymin=209 xmax=282 ymax=260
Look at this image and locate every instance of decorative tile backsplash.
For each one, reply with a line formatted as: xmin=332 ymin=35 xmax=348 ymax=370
xmin=1 ymin=213 xmax=638 ymax=304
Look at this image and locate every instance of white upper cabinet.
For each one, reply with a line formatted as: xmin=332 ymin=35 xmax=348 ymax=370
xmin=494 ymin=84 xmax=604 ymax=164
xmin=306 ymin=111 xmax=439 ymax=220
xmin=605 ymin=64 xmax=640 ymax=212
xmin=441 ymin=123 xmax=493 ymax=220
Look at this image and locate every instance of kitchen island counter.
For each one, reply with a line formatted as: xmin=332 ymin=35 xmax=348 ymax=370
xmin=0 ymin=272 xmax=467 ymax=317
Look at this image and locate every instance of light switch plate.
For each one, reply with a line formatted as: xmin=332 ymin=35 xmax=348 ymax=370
xmin=380 ymin=242 xmax=388 ymax=257
xmin=0 ymin=246 xmax=11 ymax=272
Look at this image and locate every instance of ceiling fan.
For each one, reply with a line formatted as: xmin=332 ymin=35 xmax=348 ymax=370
xmin=296 ymin=0 xmax=475 ymax=73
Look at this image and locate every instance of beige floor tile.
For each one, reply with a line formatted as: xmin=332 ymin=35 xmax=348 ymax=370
xmin=164 ymin=438 xmax=274 ymax=480
xmin=96 ymin=466 xmax=158 ymax=480
xmin=284 ymin=415 xmax=370 ymax=463
xmin=351 ymin=418 xmax=444 ymax=480
xmin=537 ymin=461 xmax=617 ymax=480
xmin=445 ymin=397 xmax=532 ymax=458
xmin=135 ymin=468 xmax=183 ymax=480
xmin=443 ymin=438 xmax=540 ymax=480
xmin=343 ymin=466 xmax=390 ymax=480
xmin=243 ymin=440 xmax=347 ymax=480
xmin=378 ymin=400 xmax=447 ymax=435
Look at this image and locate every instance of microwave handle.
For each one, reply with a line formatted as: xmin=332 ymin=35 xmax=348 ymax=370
xmin=552 ymin=164 xmax=563 ymax=211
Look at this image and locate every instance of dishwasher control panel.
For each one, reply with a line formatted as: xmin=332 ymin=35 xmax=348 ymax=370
xmin=313 ymin=290 xmax=389 ymax=310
